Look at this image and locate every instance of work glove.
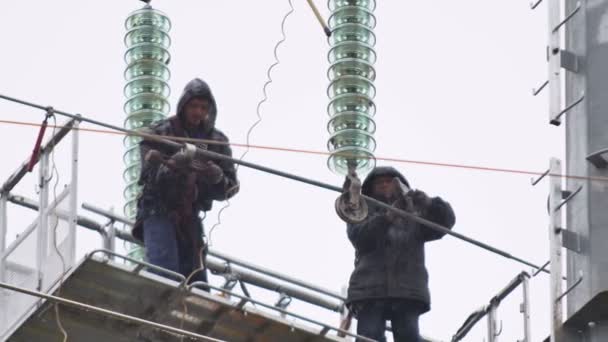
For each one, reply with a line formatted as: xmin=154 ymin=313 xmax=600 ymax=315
xmin=145 ymin=149 xmax=170 ymax=167
xmin=193 ymin=160 xmax=224 ymax=185
xmin=386 ymin=198 xmax=411 ymax=223
xmin=386 ymin=186 xmax=431 ymax=223
xmin=169 ymin=150 xmax=193 ymax=170
xmin=145 ymin=149 xmax=179 ymax=184
xmin=147 ymin=149 xmax=192 ymax=171
xmin=410 ymin=189 xmax=432 ymax=209
xmin=388 ymin=177 xmax=412 ymax=215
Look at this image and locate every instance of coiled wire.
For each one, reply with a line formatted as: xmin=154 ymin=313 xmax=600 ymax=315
xmin=207 ymin=0 xmax=295 ymax=246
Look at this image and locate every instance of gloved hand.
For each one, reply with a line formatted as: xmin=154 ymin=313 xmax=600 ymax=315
xmin=385 ymin=207 xmax=401 ymax=223
xmin=410 ymin=189 xmax=432 ymax=209
xmin=169 ymin=150 xmax=193 ymax=170
xmin=193 ymin=160 xmax=224 ymax=185
xmin=144 ymin=150 xmax=165 ymax=166
xmin=386 ymin=189 xmax=432 ymax=223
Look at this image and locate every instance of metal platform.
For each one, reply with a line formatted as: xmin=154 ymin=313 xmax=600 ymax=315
xmin=4 ymin=253 xmax=353 ymax=342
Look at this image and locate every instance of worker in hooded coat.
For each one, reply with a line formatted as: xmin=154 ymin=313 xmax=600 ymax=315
xmin=346 ymin=166 xmax=455 ymax=342
xmin=133 ymin=78 xmax=239 ymax=283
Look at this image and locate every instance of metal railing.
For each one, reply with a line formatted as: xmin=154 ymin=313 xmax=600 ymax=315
xmin=72 ymin=202 xmax=446 ymax=341
xmin=0 ymin=117 xmax=80 ymax=340
xmin=0 ymin=279 xmax=224 ymax=342
xmin=7 ymin=196 xmax=365 ymax=339
xmin=452 ymin=272 xmax=531 ymax=342
xmin=0 ymin=116 xmax=546 ymax=342
xmin=0 ymin=118 xmax=366 ymax=340
xmin=9 ymin=195 xmax=455 ymax=341
xmin=79 ymin=202 xmax=349 ymax=310
xmin=86 ymin=249 xmax=375 ymax=341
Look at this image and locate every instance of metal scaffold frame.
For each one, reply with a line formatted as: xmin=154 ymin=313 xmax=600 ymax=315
xmin=451 ymin=272 xmax=532 ymax=342
xmin=0 ymin=116 xmax=80 ymax=339
xmin=0 ymin=104 xmax=386 ymax=341
xmin=3 ymin=0 xmax=608 ymax=339
xmin=0 ymin=93 xmax=554 ymax=276
xmin=0 ymin=56 xmax=579 ymax=339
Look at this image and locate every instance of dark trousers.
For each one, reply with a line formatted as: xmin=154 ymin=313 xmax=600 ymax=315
xmin=355 ymin=299 xmax=423 ymax=342
xmin=143 ymin=214 xmax=207 ymax=284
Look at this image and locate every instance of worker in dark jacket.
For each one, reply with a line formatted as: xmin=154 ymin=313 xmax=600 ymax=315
xmin=346 ymin=166 xmax=455 ymax=342
xmin=133 ymin=78 xmax=239 ymax=283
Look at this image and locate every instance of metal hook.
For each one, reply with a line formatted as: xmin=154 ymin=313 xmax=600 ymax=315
xmin=532 ymin=80 xmax=549 ymax=96
xmin=494 ymin=320 xmax=504 ymax=337
xmin=556 ymin=271 xmax=584 ymax=302
xmin=552 ymin=1 xmax=582 ymax=33
xmin=554 ymin=185 xmax=583 ymax=212
xmin=532 ymin=260 xmax=550 ymax=277
xmin=531 ymin=168 xmax=551 ymax=186
xmin=530 ymin=0 xmax=543 ymax=10
xmin=586 ymin=148 xmax=608 ymax=169
xmin=551 ymin=92 xmax=585 ymax=125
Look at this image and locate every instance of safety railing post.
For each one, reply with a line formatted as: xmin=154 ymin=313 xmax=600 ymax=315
xmin=520 ymin=274 xmax=532 ymax=342
xmin=35 ymin=151 xmax=50 ymax=291
xmin=67 ymin=119 xmax=80 ymax=265
xmin=487 ymin=302 xmax=499 ymax=342
xmin=0 ymin=194 xmax=7 ymax=283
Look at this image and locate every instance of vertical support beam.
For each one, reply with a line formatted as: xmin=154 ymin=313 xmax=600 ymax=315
xmin=549 ymin=158 xmax=564 ymax=341
xmin=521 ymin=274 xmax=532 ymax=342
xmin=0 ymin=193 xmax=5 ymax=332
xmin=104 ymin=224 xmax=116 ymax=256
xmin=564 ymin=0 xmax=608 ymax=340
xmin=67 ymin=120 xmax=79 ymax=266
xmin=338 ymin=286 xmax=351 ymax=337
xmin=35 ymin=152 xmax=50 ymax=291
xmin=0 ymin=194 xmax=7 ymax=283
xmin=487 ymin=303 xmax=498 ymax=342
xmin=548 ymin=0 xmax=563 ymax=125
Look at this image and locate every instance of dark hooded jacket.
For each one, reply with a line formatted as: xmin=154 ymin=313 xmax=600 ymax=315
xmin=346 ymin=166 xmax=455 ymax=313
xmin=132 ymin=78 xmax=238 ymax=241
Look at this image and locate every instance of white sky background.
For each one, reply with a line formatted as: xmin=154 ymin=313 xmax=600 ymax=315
xmin=0 ymin=1 xmax=567 ymax=341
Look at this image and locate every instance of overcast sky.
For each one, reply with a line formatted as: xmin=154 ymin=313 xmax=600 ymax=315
xmin=0 ymin=1 xmax=566 ymax=341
